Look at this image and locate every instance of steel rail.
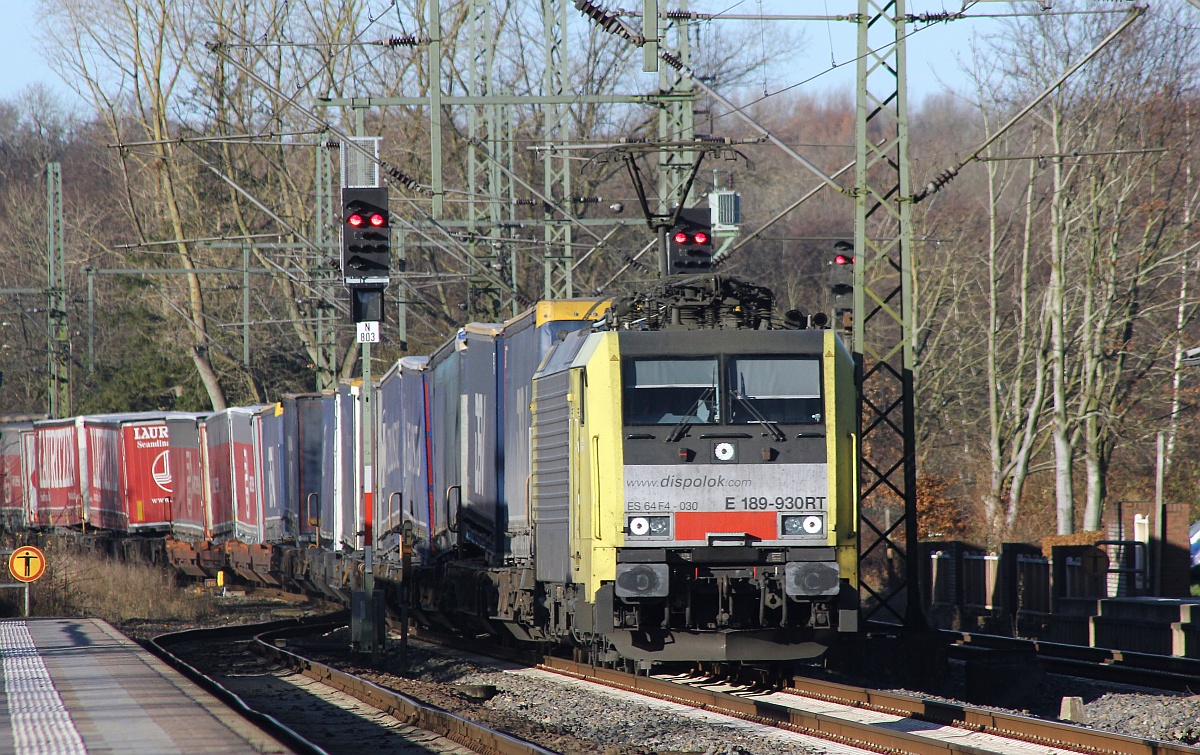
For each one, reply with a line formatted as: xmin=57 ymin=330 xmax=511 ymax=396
xmin=250 ymin=623 xmax=559 ymax=755
xmin=539 ymin=656 xmax=1200 ymax=755
xmin=781 ymin=672 xmax=1200 ymax=755
xmin=148 ymin=614 xmax=347 ymax=755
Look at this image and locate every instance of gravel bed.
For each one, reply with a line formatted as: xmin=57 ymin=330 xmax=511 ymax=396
xmin=293 ymin=630 xmax=845 ymax=755
xmin=846 ymin=658 xmax=1200 ymax=747
xmin=127 ymin=595 xmax=1200 ymax=751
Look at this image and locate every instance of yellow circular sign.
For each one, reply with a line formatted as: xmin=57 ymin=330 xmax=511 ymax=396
xmin=8 ymin=546 xmax=46 ymax=583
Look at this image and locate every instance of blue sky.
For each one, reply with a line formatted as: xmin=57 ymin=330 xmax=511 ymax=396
xmin=0 ymin=0 xmax=997 ymax=110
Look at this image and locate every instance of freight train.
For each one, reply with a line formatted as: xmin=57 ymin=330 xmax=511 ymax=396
xmin=0 ymin=274 xmax=859 ymax=664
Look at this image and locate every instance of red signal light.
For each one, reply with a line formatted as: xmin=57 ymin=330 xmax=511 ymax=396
xmin=693 ymin=231 xmax=709 ymax=245
xmin=673 ymin=231 xmax=689 ymax=244
xmin=348 ymin=213 xmax=365 ymax=227
xmin=834 ymin=253 xmax=854 ymax=265
xmin=369 ymin=213 xmax=386 ymax=227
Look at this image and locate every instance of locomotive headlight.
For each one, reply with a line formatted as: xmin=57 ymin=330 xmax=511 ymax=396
xmin=647 ymin=516 xmax=670 ymax=536
xmin=627 ymin=516 xmax=670 ymax=537
xmin=782 ymin=514 xmax=824 ymax=536
xmin=713 ymin=442 xmax=736 ymax=462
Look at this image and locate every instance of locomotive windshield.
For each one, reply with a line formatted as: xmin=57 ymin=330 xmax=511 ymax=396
xmin=727 ymin=357 xmax=822 ymax=425
xmin=623 ymin=358 xmax=719 ymax=425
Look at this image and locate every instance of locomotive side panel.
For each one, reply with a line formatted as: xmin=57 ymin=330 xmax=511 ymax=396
xmin=531 ymin=337 xmax=579 ymax=584
xmin=502 ymin=301 xmax=612 ymax=564
xmin=569 ymin=332 xmax=623 ymax=602
xmin=825 ymin=330 xmax=859 ymax=625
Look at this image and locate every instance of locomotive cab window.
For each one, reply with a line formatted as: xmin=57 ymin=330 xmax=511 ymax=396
xmin=727 ymin=357 xmax=822 ymax=425
xmin=623 ymin=358 xmax=719 ymax=425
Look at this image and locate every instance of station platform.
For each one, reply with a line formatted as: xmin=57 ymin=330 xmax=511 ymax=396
xmin=0 ymin=618 xmax=291 ymax=754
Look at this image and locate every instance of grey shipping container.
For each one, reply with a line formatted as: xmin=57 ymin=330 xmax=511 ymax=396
xmin=377 ymin=361 xmax=405 ymax=552
xmin=400 ymin=357 xmax=432 ymax=560
xmin=255 ymin=405 xmax=286 ymax=542
xmin=319 ymin=391 xmax=337 ymax=546
xmin=428 ymin=335 xmax=463 ymax=556
xmin=461 ymin=323 xmax=504 ymax=556
xmin=281 ymin=394 xmax=327 ymax=540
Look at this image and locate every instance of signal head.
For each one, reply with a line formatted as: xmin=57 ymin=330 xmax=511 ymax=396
xmin=341 ymin=186 xmax=390 ymax=284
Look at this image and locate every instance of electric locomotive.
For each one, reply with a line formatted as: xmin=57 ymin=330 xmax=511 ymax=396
xmin=407 ymin=275 xmax=858 ymax=664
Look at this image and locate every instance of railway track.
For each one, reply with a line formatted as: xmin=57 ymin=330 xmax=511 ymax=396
xmin=147 ymin=613 xmax=1200 ymax=755
xmin=148 ymin=614 xmax=556 ymax=755
xmin=540 ymin=656 xmax=1200 ymax=755
xmin=404 ymin=623 xmax=1198 ymax=755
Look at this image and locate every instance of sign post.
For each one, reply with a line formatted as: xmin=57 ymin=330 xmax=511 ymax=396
xmin=4 ymin=545 xmax=47 ymax=617
xmin=342 ymin=171 xmax=388 ymax=656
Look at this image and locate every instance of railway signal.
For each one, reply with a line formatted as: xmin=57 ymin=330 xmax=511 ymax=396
xmin=830 ymin=241 xmax=854 ymax=335
xmin=341 ymin=187 xmax=390 ymax=285
xmin=666 ymin=208 xmax=714 ymax=275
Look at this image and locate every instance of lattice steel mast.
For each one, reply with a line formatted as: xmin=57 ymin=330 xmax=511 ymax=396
xmin=853 ymin=0 xmax=922 ymax=628
xmin=46 ymin=162 xmax=69 ymax=418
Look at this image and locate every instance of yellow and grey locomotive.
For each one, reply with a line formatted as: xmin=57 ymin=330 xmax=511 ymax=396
xmin=396 ymin=275 xmax=859 ymax=665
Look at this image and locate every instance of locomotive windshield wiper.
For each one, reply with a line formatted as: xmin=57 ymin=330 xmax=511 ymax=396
xmin=666 ymin=385 xmax=715 ymax=443
xmin=731 ymin=390 xmax=787 ymax=442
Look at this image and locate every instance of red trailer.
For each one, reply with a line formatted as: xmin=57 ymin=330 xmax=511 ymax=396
xmin=33 ymin=418 xmax=85 ymax=527
xmin=79 ymin=415 xmax=178 ymax=532
xmin=166 ymin=415 xmax=208 ymax=539
xmin=121 ymin=419 xmax=174 ymax=530
xmin=205 ymin=407 xmax=265 ymax=543
xmin=0 ymin=421 xmax=35 ymax=529
xmin=82 ymin=419 xmax=122 ymax=530
xmin=21 ymin=429 xmax=38 ymax=526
